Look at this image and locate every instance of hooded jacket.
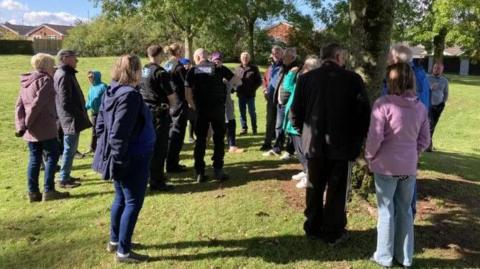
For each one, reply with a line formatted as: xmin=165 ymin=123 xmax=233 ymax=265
xmin=92 ymin=81 xmax=156 ymax=181
xmin=365 ymin=94 xmax=431 ymax=176
xmin=15 ymin=71 xmax=58 ymax=142
xmin=54 ymin=64 xmax=92 ymax=134
xmin=85 ymin=71 xmax=107 ymax=114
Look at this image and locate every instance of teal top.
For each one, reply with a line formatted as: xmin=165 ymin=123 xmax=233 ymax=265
xmin=282 ymin=70 xmax=299 ymax=136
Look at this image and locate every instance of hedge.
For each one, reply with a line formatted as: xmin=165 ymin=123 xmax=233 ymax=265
xmin=0 ymin=40 xmax=34 ymax=55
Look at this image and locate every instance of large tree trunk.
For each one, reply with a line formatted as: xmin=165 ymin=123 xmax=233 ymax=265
xmin=433 ymin=27 xmax=448 ymax=64
xmin=349 ymin=0 xmax=395 ymax=196
xmin=184 ymin=31 xmax=194 ymax=61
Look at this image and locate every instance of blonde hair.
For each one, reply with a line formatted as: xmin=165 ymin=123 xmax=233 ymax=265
xmin=31 ymin=53 xmax=55 ymax=72
xmin=111 ymin=54 xmax=142 ymax=86
xmin=387 ymin=62 xmax=416 ymax=96
xmin=164 ymin=43 xmax=182 ymax=57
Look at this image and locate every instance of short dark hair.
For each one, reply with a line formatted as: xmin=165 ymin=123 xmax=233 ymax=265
xmin=321 ymin=43 xmax=345 ymax=60
xmin=147 ymin=45 xmax=163 ymax=58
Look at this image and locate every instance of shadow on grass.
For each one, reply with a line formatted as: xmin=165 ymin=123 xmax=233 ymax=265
xmin=420 ymin=151 xmax=480 ymax=181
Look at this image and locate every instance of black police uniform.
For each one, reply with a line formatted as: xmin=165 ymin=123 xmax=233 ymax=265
xmin=185 ymin=60 xmax=234 ymax=177
xmin=166 ymin=61 xmax=189 ymax=172
xmin=140 ymin=62 xmax=174 ymax=189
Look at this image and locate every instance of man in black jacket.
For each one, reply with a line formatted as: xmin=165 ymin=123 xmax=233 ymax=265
xmin=290 ymin=43 xmax=371 ymax=244
xmin=54 ymin=49 xmax=92 ymax=189
xmin=234 ymin=52 xmax=262 ymax=135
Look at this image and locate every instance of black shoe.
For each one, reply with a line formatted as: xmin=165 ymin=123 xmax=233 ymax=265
xmin=42 ymin=190 xmax=70 ymax=201
xmin=150 ymin=183 xmax=174 ymax=192
xmin=239 ymin=129 xmax=248 ymax=136
xmin=259 ymin=144 xmax=272 ymax=151
xmin=326 ymin=231 xmax=349 ymax=246
xmin=28 ymin=191 xmax=42 ymax=203
xmin=58 ymin=180 xmax=81 ymax=189
xmin=214 ymin=169 xmax=229 ymax=182
xmin=196 ymin=174 xmax=208 ymax=183
xmin=252 ymin=129 xmax=258 ymax=135
xmin=167 ymin=165 xmax=187 ymax=173
xmin=115 ymin=251 xmax=149 ymax=263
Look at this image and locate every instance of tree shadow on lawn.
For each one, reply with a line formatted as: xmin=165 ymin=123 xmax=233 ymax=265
xmin=420 ymin=151 xmax=480 ymax=181
xmin=415 ymin=177 xmax=480 ymax=267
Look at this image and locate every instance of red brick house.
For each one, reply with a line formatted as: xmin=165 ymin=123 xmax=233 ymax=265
xmin=0 ymin=22 xmax=36 ymax=39
xmin=265 ymin=22 xmax=294 ymax=44
xmin=26 ymin=24 xmax=73 ymax=40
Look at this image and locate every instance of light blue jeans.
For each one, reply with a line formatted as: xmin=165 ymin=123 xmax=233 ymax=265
xmin=373 ymin=174 xmax=415 ymax=267
xmin=60 ymin=133 xmax=80 ymax=182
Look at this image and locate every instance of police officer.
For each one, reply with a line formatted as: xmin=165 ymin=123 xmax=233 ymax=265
xmin=140 ymin=45 xmax=177 ymax=191
xmin=185 ymin=48 xmax=234 ymax=183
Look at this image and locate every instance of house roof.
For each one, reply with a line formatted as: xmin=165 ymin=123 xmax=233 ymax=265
xmin=26 ymin=24 xmax=74 ymax=36
xmin=0 ymin=22 xmax=36 ymax=35
xmin=264 ymin=22 xmax=294 ymax=32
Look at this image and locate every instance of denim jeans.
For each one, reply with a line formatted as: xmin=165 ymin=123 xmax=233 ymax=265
xmin=373 ymin=174 xmax=415 ymax=267
xmin=263 ymin=100 xmax=277 ymax=147
xmin=238 ymin=97 xmax=257 ymax=131
xmin=110 ymin=153 xmax=152 ymax=254
xmin=27 ymin=138 xmax=59 ymax=193
xmin=272 ymin=104 xmax=286 ymax=153
xmin=59 ymin=133 xmax=80 ymax=182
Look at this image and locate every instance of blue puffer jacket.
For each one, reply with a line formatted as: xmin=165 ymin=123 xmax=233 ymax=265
xmin=85 ymin=71 xmax=108 ymax=114
xmin=92 ymin=81 xmax=156 ymax=180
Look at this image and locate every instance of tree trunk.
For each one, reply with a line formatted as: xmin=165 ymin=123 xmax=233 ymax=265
xmin=349 ymin=0 xmax=395 ymax=195
xmin=433 ymin=27 xmax=448 ymax=64
xmin=247 ymin=19 xmax=256 ymax=63
xmin=184 ymin=31 xmax=194 ymax=61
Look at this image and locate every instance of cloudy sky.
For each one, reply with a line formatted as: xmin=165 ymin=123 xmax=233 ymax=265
xmin=0 ymin=0 xmax=100 ymax=25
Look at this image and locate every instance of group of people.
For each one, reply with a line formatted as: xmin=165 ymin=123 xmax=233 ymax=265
xmin=14 ymin=40 xmax=449 ymax=265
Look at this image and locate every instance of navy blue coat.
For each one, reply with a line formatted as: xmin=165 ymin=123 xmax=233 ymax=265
xmin=92 ymin=81 xmax=156 ymax=180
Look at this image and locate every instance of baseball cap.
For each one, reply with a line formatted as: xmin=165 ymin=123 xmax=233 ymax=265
xmin=179 ymin=58 xmax=190 ymax=65
xmin=57 ymin=49 xmax=77 ymax=60
xmin=211 ymin=51 xmax=223 ymax=62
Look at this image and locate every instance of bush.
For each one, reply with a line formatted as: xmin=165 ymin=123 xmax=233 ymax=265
xmin=0 ymin=40 xmax=34 ymax=55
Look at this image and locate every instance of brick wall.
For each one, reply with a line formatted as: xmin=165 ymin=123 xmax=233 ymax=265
xmin=28 ymin=26 xmax=64 ymax=40
xmin=266 ymin=23 xmax=294 ymax=44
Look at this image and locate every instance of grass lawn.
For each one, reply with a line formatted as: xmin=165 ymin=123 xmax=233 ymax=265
xmin=0 ymin=55 xmax=479 ymax=268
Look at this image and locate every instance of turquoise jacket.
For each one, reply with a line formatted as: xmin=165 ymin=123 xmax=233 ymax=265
xmin=282 ymin=70 xmax=299 ymax=136
xmin=85 ymin=71 xmax=107 ymax=114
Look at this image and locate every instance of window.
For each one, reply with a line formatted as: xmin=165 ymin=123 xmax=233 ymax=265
xmin=47 ymin=35 xmax=57 ymax=40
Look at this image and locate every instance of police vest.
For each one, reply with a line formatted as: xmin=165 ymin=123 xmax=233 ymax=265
xmin=192 ymin=62 xmax=227 ymax=107
xmin=140 ymin=63 xmax=169 ymax=106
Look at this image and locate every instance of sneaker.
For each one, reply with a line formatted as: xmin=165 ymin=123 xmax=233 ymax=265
xmin=107 ymin=242 xmax=140 ymax=253
xmin=74 ymin=151 xmax=85 ymax=159
xmin=228 ymin=146 xmax=245 ymax=154
xmin=28 ymin=191 xmax=42 ymax=203
xmin=280 ymin=152 xmax=294 ymax=160
xmin=58 ymin=180 xmax=81 ymax=189
xmin=291 ymin=171 xmax=306 ymax=181
xmin=296 ymin=177 xmax=313 ymax=189
xmin=115 ymin=251 xmax=149 ymax=263
xmin=214 ymin=169 xmax=229 ymax=181
xmin=42 ymin=190 xmax=70 ymax=201
xmin=259 ymin=144 xmax=272 ymax=151
xmin=149 ymin=183 xmax=174 ymax=192
xmin=370 ymin=255 xmax=392 ymax=268
xmin=262 ymin=149 xmax=279 ymax=157
xmin=239 ymin=129 xmax=248 ymax=136
xmin=186 ymin=138 xmax=196 ymax=144
xmin=196 ymin=174 xmax=208 ymax=183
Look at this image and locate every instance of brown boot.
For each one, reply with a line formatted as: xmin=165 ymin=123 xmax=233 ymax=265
xmin=42 ymin=190 xmax=70 ymax=201
xmin=28 ymin=192 xmax=42 ymax=203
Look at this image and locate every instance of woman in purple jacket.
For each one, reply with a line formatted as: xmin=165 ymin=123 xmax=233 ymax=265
xmin=15 ymin=53 xmax=70 ymax=202
xmin=366 ymin=62 xmax=430 ymax=268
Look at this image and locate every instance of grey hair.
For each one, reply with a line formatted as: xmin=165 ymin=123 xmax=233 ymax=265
xmin=194 ymin=48 xmax=208 ymax=61
xmin=390 ymin=44 xmax=413 ymax=63
xmin=272 ymin=45 xmax=283 ymax=52
xmin=303 ymin=55 xmax=321 ymax=71
xmin=240 ymin=51 xmax=250 ymax=59
xmin=284 ymin=47 xmax=297 ymax=59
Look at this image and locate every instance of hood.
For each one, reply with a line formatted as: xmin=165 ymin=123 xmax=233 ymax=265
xmin=91 ymin=71 xmax=102 ymax=85
xmin=385 ymin=91 xmax=418 ymax=108
xmin=103 ymin=80 xmax=138 ymax=111
xmin=20 ymin=71 xmax=50 ymax=89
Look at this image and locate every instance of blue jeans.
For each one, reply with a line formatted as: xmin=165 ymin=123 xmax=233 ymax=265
xmin=59 ymin=133 xmax=80 ymax=182
xmin=27 ymin=139 xmax=59 ymax=193
xmin=373 ymin=174 xmax=415 ymax=267
xmin=238 ymin=97 xmax=257 ymax=131
xmin=110 ymin=153 xmax=152 ymax=254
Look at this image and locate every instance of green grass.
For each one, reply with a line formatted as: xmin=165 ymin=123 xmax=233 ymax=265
xmin=0 ymin=55 xmax=479 ymax=268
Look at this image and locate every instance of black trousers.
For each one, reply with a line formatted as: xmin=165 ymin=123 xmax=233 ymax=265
xmin=167 ymin=104 xmax=188 ymax=170
xmin=292 ymin=135 xmax=307 ymax=172
xmin=194 ymin=106 xmax=226 ymax=175
xmin=188 ymin=107 xmax=197 ymax=140
xmin=429 ymin=102 xmax=445 ymax=147
xmin=304 ymin=156 xmax=352 ymax=240
xmin=263 ymin=100 xmax=277 ymax=147
xmin=149 ymin=112 xmax=171 ymax=187
xmin=90 ymin=113 xmax=98 ymax=151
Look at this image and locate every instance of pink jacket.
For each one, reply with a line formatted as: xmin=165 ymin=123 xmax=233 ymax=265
xmin=15 ymin=72 xmax=58 ymax=142
xmin=365 ymin=94 xmax=431 ymax=176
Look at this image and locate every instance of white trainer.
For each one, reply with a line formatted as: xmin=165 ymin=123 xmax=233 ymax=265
xmin=262 ymin=150 xmax=279 ymax=157
xmin=296 ymin=177 xmax=313 ymax=189
xmin=291 ymin=171 xmax=306 ymax=181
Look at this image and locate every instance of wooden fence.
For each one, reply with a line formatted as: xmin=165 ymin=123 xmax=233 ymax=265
xmin=32 ymin=39 xmax=62 ymax=54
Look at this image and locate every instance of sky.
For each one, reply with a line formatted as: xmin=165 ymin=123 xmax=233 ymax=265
xmin=0 ymin=0 xmax=101 ymax=25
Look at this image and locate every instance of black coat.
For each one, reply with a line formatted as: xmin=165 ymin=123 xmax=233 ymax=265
xmin=234 ymin=64 xmax=262 ymax=98
xmin=54 ymin=64 xmax=92 ymax=135
xmin=290 ymin=61 xmax=371 ymax=161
